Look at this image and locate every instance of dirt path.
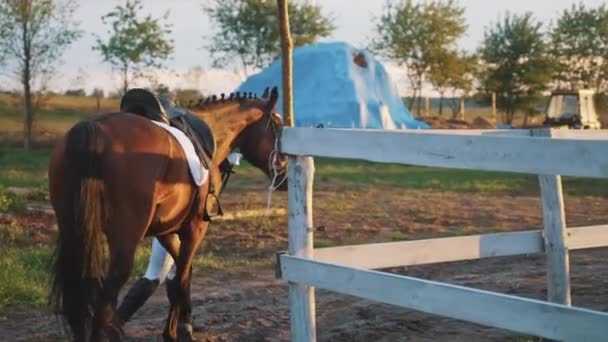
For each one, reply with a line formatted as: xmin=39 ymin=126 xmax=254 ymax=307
xmin=4 ymin=248 xmax=608 ymax=341
xmin=1 ymin=186 xmax=607 ymax=341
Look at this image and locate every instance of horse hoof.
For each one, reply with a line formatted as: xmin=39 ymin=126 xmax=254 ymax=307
xmin=162 ymin=331 xmax=177 ymax=342
xmin=177 ymin=322 xmax=194 ymax=341
xmin=107 ymin=326 xmax=124 ymax=342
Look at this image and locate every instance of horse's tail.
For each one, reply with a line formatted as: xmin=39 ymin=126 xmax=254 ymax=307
xmin=50 ymin=120 xmax=107 ymax=339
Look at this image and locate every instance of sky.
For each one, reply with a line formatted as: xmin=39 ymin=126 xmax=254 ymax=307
xmin=14 ymin=0 xmax=607 ymax=95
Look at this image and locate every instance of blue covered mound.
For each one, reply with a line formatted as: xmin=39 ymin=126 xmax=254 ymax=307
xmin=236 ymin=42 xmax=428 ymax=129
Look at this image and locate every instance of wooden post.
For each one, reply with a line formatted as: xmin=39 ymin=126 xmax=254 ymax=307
xmin=278 ymin=0 xmax=294 ymax=127
xmin=288 ymin=156 xmax=316 ymax=341
xmin=533 ymin=128 xmax=571 ymax=306
xmin=491 ymin=92 xmax=497 ymax=122
xmin=424 ymin=96 xmax=430 ymax=117
xmin=278 ymin=1 xmax=314 ymax=340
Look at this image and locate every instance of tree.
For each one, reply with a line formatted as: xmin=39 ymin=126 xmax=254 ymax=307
xmin=0 ymin=0 xmax=81 ymax=149
xmin=94 ymin=0 xmax=173 ymax=94
xmin=428 ymin=51 xmax=477 ymax=117
xmin=478 ymin=13 xmax=554 ymax=124
xmin=551 ymin=3 xmax=608 ymax=93
xmin=175 ymin=89 xmax=204 ymax=106
xmin=203 ymin=0 xmax=335 ymax=76
xmin=64 ymin=89 xmax=86 ymax=96
xmin=371 ymin=0 xmax=467 ymax=116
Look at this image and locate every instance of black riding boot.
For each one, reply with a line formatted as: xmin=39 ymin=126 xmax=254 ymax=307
xmin=116 ymin=277 xmax=160 ymax=325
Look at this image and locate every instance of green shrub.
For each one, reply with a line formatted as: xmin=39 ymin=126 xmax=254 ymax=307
xmin=0 ymin=187 xmax=25 ymax=213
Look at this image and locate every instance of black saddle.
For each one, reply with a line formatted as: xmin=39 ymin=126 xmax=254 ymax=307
xmin=119 ymin=88 xmax=216 ymax=162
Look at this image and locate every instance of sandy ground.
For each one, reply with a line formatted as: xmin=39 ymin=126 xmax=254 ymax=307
xmin=1 ymin=181 xmax=608 ymax=341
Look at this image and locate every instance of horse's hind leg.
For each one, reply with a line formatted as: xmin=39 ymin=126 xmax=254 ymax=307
xmin=162 ymin=220 xmax=208 ymax=342
xmin=90 ymin=240 xmax=138 ymax=342
xmin=90 ymin=210 xmax=151 ymax=341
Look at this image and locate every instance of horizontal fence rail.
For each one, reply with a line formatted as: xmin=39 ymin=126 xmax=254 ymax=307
xmin=280 ymin=128 xmax=608 ymax=178
xmin=281 ymin=128 xmax=608 ymax=341
xmin=313 ymin=225 xmax=608 ymax=269
xmin=280 ymin=255 xmax=608 ymax=341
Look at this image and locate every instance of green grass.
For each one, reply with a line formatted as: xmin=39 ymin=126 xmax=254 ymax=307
xmin=387 ymin=231 xmax=412 ymax=241
xmin=314 ymin=158 xmax=608 ymax=196
xmin=1 ymin=147 xmax=607 ymax=197
xmin=0 ymin=147 xmax=52 ymax=189
xmin=0 ymin=93 xmax=114 ymax=140
xmin=193 ymin=252 xmax=272 ymax=271
xmin=0 ymin=243 xmax=52 ymax=307
xmin=0 ymin=187 xmax=26 ymax=213
xmin=0 ymin=235 xmax=163 ymax=309
xmin=0 ymin=106 xmax=84 ymax=136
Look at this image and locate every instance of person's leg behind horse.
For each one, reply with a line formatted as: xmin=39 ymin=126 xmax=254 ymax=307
xmin=116 ymin=236 xmax=180 ymax=326
xmin=117 ymin=152 xmax=244 ymax=327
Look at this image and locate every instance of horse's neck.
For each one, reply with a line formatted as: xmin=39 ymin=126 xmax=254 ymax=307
xmin=200 ymin=104 xmax=263 ymax=165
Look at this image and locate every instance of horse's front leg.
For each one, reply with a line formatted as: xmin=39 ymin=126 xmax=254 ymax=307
xmin=162 ymin=220 xmax=208 ymax=342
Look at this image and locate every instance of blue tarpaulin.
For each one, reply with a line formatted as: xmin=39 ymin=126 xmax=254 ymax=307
xmin=236 ymin=42 xmax=428 ymax=129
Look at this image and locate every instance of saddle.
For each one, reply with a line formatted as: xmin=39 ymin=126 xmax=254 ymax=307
xmin=119 ymin=89 xmax=216 ymax=160
xmin=119 ymin=88 xmax=222 ymax=220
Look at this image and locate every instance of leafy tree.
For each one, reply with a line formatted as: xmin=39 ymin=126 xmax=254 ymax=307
xmin=0 ymin=0 xmax=81 ymax=149
xmin=64 ymin=89 xmax=86 ymax=96
xmin=94 ymin=0 xmax=173 ymax=94
xmin=153 ymin=83 xmax=171 ymax=98
xmin=478 ymin=13 xmax=554 ymax=124
xmin=175 ymin=89 xmax=204 ymax=106
xmin=204 ymin=0 xmax=335 ymax=75
xmin=551 ymin=3 xmax=608 ymax=92
xmin=90 ymin=88 xmax=104 ymax=98
xmin=428 ymin=50 xmax=477 ymax=117
xmin=371 ymin=0 xmax=467 ymax=116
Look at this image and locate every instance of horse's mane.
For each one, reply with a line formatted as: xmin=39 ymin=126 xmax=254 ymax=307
xmin=184 ymin=91 xmax=265 ymax=110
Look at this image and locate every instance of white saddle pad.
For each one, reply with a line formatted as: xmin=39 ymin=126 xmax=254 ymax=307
xmin=151 ymin=121 xmax=208 ymax=186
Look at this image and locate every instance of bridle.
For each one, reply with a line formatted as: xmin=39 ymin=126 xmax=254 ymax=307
xmin=265 ymin=112 xmax=288 ymax=212
xmin=267 ymin=112 xmax=288 ymax=190
xmin=215 ymin=109 xmax=286 ymax=198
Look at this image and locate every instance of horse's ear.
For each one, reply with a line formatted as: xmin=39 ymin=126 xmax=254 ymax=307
xmin=261 ymin=87 xmax=270 ymax=99
xmin=266 ymin=86 xmax=279 ymax=111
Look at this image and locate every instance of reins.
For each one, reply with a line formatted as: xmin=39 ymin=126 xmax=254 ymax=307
xmin=266 ymin=135 xmax=287 ymax=214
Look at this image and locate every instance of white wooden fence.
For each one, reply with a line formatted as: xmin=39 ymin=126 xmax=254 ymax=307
xmin=277 ymin=128 xmax=608 ymax=341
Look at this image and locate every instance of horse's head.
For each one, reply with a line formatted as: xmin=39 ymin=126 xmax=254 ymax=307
xmin=186 ymin=86 xmax=288 ymax=191
xmin=238 ymin=86 xmax=288 ymax=191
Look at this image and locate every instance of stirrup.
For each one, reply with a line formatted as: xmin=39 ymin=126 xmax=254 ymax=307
xmin=203 ymin=192 xmax=224 ymax=222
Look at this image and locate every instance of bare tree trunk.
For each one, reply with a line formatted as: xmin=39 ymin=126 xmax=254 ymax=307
xmin=416 ymin=80 xmax=422 ymax=117
xmin=122 ymin=63 xmax=129 ymax=95
xmin=438 ymin=94 xmax=444 ymax=116
xmin=491 ymin=92 xmax=497 ymax=122
xmin=523 ymin=111 xmax=529 ymax=127
xmin=459 ymin=96 xmax=465 ymax=121
xmin=277 ymin=0 xmax=293 ymax=127
xmin=22 ymin=7 xmax=32 ymax=150
xmin=408 ymin=90 xmax=416 ymax=110
xmin=96 ymin=91 xmax=101 ymax=113
xmin=450 ymin=97 xmax=458 ymax=120
xmin=23 ymin=78 xmax=33 ymax=150
xmin=239 ymin=55 xmax=250 ymax=78
xmin=506 ymin=109 xmax=514 ymax=125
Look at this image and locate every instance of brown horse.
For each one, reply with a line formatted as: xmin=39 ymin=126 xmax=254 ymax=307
xmin=48 ymin=87 xmax=284 ymax=341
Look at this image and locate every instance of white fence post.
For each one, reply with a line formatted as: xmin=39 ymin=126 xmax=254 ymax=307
xmin=288 ymin=155 xmax=316 ymax=341
xmin=533 ymin=128 xmax=571 ymax=305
